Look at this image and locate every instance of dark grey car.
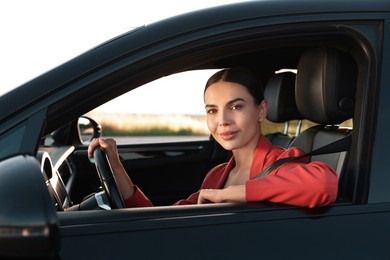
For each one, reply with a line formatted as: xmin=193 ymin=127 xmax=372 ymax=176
xmin=1 ymin=0 xmax=390 ymax=259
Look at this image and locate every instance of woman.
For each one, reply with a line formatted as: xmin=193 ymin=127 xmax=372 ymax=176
xmin=88 ymin=67 xmax=338 ymax=208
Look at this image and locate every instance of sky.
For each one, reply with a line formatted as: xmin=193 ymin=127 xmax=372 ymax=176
xmin=0 ymin=0 xmax=247 ymax=115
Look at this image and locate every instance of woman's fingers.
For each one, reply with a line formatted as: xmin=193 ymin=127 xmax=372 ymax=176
xmin=88 ymin=138 xmax=101 ymax=158
xmin=88 ymin=138 xmax=117 ymax=158
xmin=197 ymin=186 xmax=245 ymax=204
xmin=198 ymin=189 xmax=220 ymax=204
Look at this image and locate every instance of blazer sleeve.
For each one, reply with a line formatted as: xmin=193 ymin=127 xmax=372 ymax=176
xmin=245 ymin=149 xmax=338 ymax=208
xmin=124 ymin=185 xmax=153 ymax=208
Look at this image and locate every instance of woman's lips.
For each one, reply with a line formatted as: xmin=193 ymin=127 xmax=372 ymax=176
xmin=219 ymin=130 xmax=238 ymax=140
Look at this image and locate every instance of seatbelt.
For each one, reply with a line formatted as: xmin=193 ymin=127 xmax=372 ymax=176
xmin=253 ymin=134 xmax=352 ymax=179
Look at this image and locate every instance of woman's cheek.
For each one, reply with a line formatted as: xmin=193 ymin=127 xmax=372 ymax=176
xmin=206 ymin=117 xmax=217 ymax=133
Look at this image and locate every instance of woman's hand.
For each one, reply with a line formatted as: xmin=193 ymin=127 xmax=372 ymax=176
xmin=88 ymin=137 xmax=135 ymax=201
xmin=197 ymin=189 xmax=224 ymax=204
xmin=197 ymin=185 xmax=246 ymax=204
xmin=88 ymin=138 xmax=121 ymax=166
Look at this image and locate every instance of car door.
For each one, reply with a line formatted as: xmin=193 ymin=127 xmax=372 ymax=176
xmin=57 ymin=17 xmax=385 ymax=259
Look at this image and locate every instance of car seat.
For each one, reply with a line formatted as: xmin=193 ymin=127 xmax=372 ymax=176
xmin=289 ymin=47 xmax=357 ymax=176
xmin=264 ymin=71 xmax=303 ymax=148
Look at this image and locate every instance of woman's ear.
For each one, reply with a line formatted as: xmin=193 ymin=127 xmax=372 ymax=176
xmin=259 ymin=100 xmax=268 ymax=122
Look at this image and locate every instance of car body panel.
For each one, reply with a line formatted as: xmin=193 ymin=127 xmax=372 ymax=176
xmin=368 ymin=19 xmax=390 ymax=203
xmin=58 ymin=203 xmax=390 ymax=259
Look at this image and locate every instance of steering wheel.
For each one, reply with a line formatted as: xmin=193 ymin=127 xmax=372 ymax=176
xmin=93 ymin=148 xmax=124 ymax=209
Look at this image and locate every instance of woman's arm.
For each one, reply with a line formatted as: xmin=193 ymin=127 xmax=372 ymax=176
xmin=246 ymin=161 xmax=338 ymax=208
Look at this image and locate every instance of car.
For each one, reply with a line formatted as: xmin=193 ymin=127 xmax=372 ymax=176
xmin=1 ymin=0 xmax=390 ymax=259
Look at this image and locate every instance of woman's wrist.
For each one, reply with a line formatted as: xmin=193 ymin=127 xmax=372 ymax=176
xmin=223 ymin=185 xmax=246 ymax=203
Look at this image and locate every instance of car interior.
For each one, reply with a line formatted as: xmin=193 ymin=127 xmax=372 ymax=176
xmin=264 ymin=71 xmax=303 ymax=148
xmin=291 ymin=47 xmax=355 ymax=174
xmin=37 ymin=24 xmax=366 ymax=213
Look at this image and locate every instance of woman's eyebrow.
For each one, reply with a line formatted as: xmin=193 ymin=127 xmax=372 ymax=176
xmin=227 ymin=98 xmax=246 ymax=106
xmin=205 ymin=104 xmax=216 ymax=109
xmin=205 ymin=98 xmax=246 ymax=109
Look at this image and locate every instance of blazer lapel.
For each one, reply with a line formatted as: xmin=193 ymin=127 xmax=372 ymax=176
xmin=249 ymin=135 xmax=272 ymax=179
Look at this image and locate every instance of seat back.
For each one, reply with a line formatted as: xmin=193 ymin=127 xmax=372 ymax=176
xmin=289 ymin=47 xmax=357 ymax=176
xmin=264 ymin=72 xmax=303 ymax=148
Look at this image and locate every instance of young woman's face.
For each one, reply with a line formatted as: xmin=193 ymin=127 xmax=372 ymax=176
xmin=204 ymin=81 xmax=268 ymax=151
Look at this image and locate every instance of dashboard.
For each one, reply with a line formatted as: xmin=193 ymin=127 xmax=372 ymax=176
xmin=37 ymin=146 xmax=75 ymax=211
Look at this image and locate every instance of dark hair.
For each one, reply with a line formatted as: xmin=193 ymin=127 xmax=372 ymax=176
xmin=204 ymin=67 xmax=264 ymax=105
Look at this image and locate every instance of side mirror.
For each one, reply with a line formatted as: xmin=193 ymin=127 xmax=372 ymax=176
xmin=78 ymin=116 xmax=102 ymax=144
xmin=0 ymin=155 xmax=59 ymax=258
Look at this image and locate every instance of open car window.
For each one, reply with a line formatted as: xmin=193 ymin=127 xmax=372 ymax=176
xmin=85 ymin=70 xmax=218 ymax=144
xmin=84 ymin=69 xmax=332 ymax=145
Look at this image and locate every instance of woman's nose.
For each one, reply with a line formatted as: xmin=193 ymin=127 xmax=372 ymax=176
xmin=218 ymin=111 xmax=231 ymax=126
xmin=219 ymin=121 xmax=231 ymax=126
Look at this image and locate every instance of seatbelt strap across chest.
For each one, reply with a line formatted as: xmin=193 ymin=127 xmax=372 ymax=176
xmin=253 ymin=134 xmax=352 ymax=179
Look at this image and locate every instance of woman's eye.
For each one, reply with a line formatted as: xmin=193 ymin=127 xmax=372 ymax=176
xmin=207 ymin=109 xmax=216 ymax=114
xmin=231 ymin=104 xmax=242 ymax=110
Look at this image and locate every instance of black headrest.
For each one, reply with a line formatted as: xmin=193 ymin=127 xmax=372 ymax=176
xmin=264 ymin=72 xmax=302 ymax=123
xmin=296 ymin=47 xmax=357 ymax=125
